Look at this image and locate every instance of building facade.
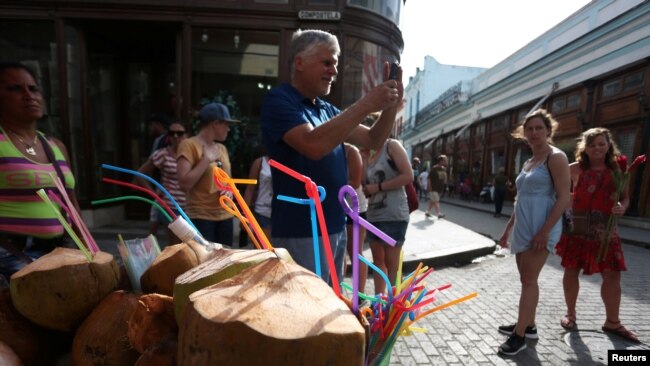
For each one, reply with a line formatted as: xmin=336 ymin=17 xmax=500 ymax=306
xmin=0 ymin=0 xmax=404 ymax=225
xmin=401 ymin=0 xmax=650 ymax=219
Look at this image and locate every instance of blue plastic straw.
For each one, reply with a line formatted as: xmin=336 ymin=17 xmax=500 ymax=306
xmin=277 ymin=185 xmax=326 ymax=278
xmin=101 ymin=164 xmax=197 ymax=231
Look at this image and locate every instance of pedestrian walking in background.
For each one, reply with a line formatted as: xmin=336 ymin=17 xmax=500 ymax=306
xmin=425 ymin=155 xmax=448 ymax=219
xmin=260 ymin=29 xmax=402 ymax=283
xmin=418 ymin=164 xmax=429 ymax=200
xmin=143 ymin=113 xmax=170 ymax=239
xmin=136 ymin=121 xmax=187 ymax=245
xmin=497 ymin=109 xmax=571 ymax=356
xmin=364 ymin=138 xmax=412 ymax=295
xmin=243 ymin=149 xmax=273 ymax=244
xmin=492 ymin=166 xmax=508 ymax=218
xmin=555 ymin=127 xmax=640 ymax=343
xmin=177 ymin=102 xmax=239 ymax=245
xmin=412 ymin=157 xmax=421 ymax=198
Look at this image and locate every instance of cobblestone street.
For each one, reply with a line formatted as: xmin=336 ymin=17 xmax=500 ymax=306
xmin=377 ymin=202 xmax=650 ymax=365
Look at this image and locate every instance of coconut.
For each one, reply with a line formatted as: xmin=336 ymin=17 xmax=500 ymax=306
xmin=71 ymin=290 xmax=140 ymax=365
xmin=177 ymin=258 xmax=365 ymax=365
xmin=140 ymin=243 xmax=202 ymax=296
xmin=127 ymin=293 xmax=177 ymax=353
xmin=173 ymin=247 xmax=291 ymax=322
xmin=9 ymin=247 xmax=120 ymax=331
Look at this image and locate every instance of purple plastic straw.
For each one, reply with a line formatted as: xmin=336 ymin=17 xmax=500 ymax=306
xmin=338 ymin=185 xmax=397 ymax=314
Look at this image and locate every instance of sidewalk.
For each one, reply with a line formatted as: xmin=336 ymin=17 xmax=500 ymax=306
xmin=439 ymin=195 xmax=650 ymax=248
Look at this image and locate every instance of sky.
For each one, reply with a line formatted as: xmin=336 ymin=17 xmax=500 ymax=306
xmin=399 ymin=0 xmax=593 ymax=83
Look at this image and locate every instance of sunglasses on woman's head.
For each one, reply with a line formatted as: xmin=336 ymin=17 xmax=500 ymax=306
xmin=168 ymin=130 xmax=185 ymax=137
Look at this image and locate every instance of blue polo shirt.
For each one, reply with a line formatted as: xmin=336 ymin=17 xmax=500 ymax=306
xmin=261 ymin=83 xmax=348 ymax=238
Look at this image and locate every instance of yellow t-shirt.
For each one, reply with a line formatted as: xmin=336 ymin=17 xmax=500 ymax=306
xmin=177 ymin=137 xmax=233 ymax=221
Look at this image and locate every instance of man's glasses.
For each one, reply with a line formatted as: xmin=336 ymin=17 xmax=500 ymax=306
xmin=168 ymin=131 xmax=185 ymax=137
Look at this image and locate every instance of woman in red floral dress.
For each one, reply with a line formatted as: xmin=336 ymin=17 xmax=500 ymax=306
xmin=556 ymin=127 xmax=638 ymax=342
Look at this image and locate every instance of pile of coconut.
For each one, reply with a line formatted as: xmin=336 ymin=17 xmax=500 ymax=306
xmin=0 ymin=241 xmax=365 ymax=365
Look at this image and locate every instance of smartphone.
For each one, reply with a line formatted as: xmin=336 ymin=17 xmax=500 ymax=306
xmin=389 ymin=62 xmax=399 ymax=80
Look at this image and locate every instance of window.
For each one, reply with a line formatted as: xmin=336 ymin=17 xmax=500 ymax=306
xmin=614 ymin=127 xmax=637 ymax=160
xmin=554 ymin=137 xmax=577 ymax=162
xmin=517 ymin=109 xmax=528 ymax=124
xmin=567 ymin=94 xmax=581 ymax=109
xmin=551 ymin=92 xmax=581 ymax=113
xmin=552 ymin=98 xmax=566 ymax=113
xmin=624 ymin=71 xmax=644 ymax=91
xmin=474 ymin=124 xmax=485 ymax=137
xmin=347 ymin=0 xmax=402 ymax=24
xmin=342 ymin=36 xmax=397 ymax=108
xmin=492 ymin=115 xmax=508 ymax=131
xmin=602 ymin=79 xmax=622 ymax=97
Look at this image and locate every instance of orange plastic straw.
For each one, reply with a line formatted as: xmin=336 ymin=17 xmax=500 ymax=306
xmin=218 ymin=194 xmax=263 ymax=250
xmin=410 ymin=292 xmax=478 ymax=323
xmin=213 ymin=167 xmax=273 ymax=251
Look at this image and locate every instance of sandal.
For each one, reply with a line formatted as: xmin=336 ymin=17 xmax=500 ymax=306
xmin=560 ymin=314 xmax=577 ymax=330
xmin=602 ymin=321 xmax=640 ymax=343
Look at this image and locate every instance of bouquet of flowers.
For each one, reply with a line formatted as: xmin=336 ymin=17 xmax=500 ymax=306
xmin=597 ymin=154 xmax=647 ymax=262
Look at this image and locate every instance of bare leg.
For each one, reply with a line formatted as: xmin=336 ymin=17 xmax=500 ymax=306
xmin=601 ymin=270 xmax=622 ymax=326
xmin=433 ymin=201 xmax=442 ymax=216
xmin=563 ymin=267 xmax=581 ymax=320
xmin=514 ymin=249 xmax=549 ymax=336
xmin=384 ymin=245 xmax=402 ymax=287
xmin=346 ymin=225 xmax=368 ymax=294
xmin=369 ymin=241 xmax=387 ymax=294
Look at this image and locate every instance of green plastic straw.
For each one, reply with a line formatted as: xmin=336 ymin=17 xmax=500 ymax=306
xmin=91 ymin=196 xmax=173 ymax=222
xmin=340 ymin=282 xmax=387 ymax=305
xmin=36 ymin=189 xmax=92 ymax=262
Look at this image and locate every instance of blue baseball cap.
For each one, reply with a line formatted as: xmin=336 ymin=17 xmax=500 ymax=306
xmin=199 ymin=102 xmax=240 ymax=124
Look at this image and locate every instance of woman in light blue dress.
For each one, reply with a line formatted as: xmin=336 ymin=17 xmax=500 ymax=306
xmin=496 ymin=109 xmax=571 ymax=356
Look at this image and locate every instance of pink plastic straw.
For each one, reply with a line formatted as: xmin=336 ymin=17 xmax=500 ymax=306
xmin=50 ymin=176 xmax=100 ymax=253
xmin=269 ymin=159 xmax=340 ymax=297
xmin=46 ymin=190 xmax=98 ymax=254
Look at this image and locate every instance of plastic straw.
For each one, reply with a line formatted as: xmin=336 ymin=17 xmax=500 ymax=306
xmin=339 ymin=184 xmax=398 ymax=313
xmin=35 ymin=189 xmax=92 ymax=262
xmin=92 ymin=196 xmax=173 ymax=222
xmin=410 ymin=292 xmax=478 ymax=323
xmin=359 ymin=255 xmax=393 ymax=302
xmin=49 ymin=175 xmax=100 ymax=253
xmin=102 ymin=178 xmax=176 ymax=219
xmin=277 ymin=187 xmax=326 ymax=278
xmin=218 ymin=194 xmax=263 ymax=250
xmin=269 ymin=159 xmax=340 ymax=297
xmin=100 ymin=164 xmax=192 ymax=225
xmin=46 ymin=190 xmax=98 ymax=254
xmin=213 ymin=167 xmax=273 ymax=251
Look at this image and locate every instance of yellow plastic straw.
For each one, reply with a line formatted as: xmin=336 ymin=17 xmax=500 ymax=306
xmin=395 ymin=249 xmax=404 ymax=289
xmin=410 ymin=292 xmax=478 ymax=323
xmin=36 ymin=189 xmax=92 ymax=262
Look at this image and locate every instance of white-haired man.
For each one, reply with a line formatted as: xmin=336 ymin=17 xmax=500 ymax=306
xmin=261 ymin=29 xmax=403 ymax=285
